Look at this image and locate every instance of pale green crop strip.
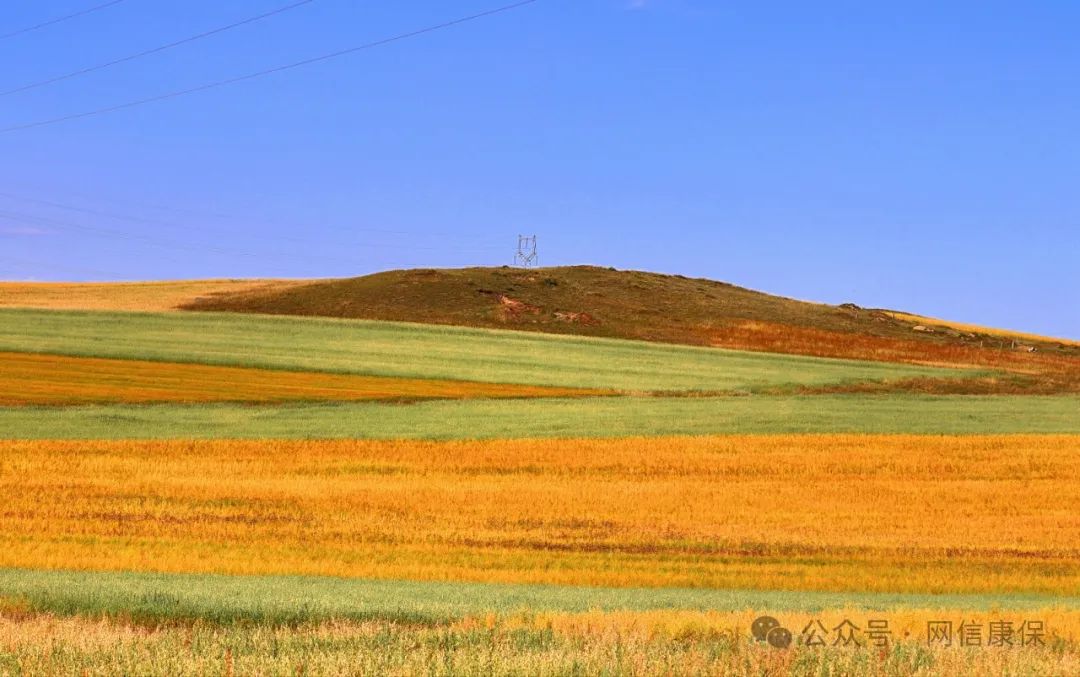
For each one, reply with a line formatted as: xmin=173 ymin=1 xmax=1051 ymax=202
xmin=1 ymin=395 xmax=1077 ymax=439
xmin=0 ymin=308 xmax=965 ymax=391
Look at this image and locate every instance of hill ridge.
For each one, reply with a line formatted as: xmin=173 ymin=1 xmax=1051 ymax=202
xmin=179 ymin=265 xmax=1077 ymax=355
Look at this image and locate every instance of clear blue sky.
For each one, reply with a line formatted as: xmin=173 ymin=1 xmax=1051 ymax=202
xmin=1 ymin=1 xmax=1077 ymax=338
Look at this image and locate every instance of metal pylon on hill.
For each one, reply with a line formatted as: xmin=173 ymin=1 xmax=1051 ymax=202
xmin=514 ymin=235 xmax=538 ymax=268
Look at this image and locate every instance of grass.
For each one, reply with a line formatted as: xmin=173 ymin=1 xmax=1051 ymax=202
xmin=4 ymin=273 xmax=1077 ymax=675
xmin=0 ymin=351 xmax=606 ymax=405
xmin=2 ymin=436 xmax=1078 ymax=594
xmin=885 ymin=310 xmax=1080 ymax=348
xmin=3 ymin=609 xmax=1077 ymax=676
xmin=2 ymin=571 xmax=1077 ymax=675
xmin=0 ymin=569 xmax=1073 ymax=626
xmin=0 ymin=308 xmax=966 ymax=392
xmin=711 ymin=318 xmax=1080 ymax=393
xmin=180 ymin=265 xmax=1080 ymax=354
xmin=0 ymin=395 xmax=1077 ymax=439
xmin=178 ymin=265 xmax=1080 ymax=384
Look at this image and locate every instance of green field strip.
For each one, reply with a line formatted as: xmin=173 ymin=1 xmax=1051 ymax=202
xmin=0 ymin=569 xmax=1072 ymax=627
xmin=0 ymin=308 xmax=966 ymax=392
xmin=1 ymin=395 xmax=1077 ymax=439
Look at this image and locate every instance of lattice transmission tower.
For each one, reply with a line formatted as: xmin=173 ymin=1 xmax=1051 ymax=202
xmin=514 ymin=234 xmax=538 ymax=268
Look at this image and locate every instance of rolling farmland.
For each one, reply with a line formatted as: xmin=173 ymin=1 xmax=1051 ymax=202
xmin=4 ymin=0 xmax=1079 ymax=669
xmin=1 ymin=280 xmax=1078 ymax=675
xmin=0 ymin=308 xmax=966 ymax=392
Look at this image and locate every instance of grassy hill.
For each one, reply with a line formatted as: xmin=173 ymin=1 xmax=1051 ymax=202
xmin=176 ymin=266 xmax=913 ymax=340
xmin=178 ymin=266 xmax=1079 ymax=383
xmin=5 ymin=267 xmax=1078 ymax=392
xmin=178 ymin=266 xmax=1075 ymax=350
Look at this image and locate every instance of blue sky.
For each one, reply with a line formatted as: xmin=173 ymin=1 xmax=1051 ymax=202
xmin=0 ymin=1 xmax=1077 ymax=338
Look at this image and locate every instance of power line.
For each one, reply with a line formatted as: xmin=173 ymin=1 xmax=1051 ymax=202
xmin=0 ymin=191 xmax=505 ymax=250
xmin=1 ymin=0 xmax=322 ymax=98
xmin=0 ymin=0 xmax=130 ymax=42
xmin=0 ymin=0 xmax=542 ymax=134
xmin=0 ymin=254 xmax=129 ymax=279
xmin=0 ymin=207 xmax=503 ymax=268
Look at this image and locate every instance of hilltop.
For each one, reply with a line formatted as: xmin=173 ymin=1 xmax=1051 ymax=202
xmin=4 ymin=266 xmax=1077 ymax=389
xmin=179 ymin=266 xmax=1077 ymax=357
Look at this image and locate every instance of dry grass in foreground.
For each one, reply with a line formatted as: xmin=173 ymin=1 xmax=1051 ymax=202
xmin=0 ymin=609 xmax=1076 ymax=676
xmin=2 ymin=435 xmax=1078 ymax=594
xmin=0 ymin=352 xmax=608 ymax=405
xmin=0 ymin=279 xmax=306 ymax=312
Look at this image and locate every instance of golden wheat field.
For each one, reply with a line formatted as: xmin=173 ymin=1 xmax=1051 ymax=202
xmin=0 ymin=279 xmax=307 ymax=312
xmin=2 ymin=435 xmax=1077 ymax=594
xmin=0 ymin=351 xmax=606 ymax=404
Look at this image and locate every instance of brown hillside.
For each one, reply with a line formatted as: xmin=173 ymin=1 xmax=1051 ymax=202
xmin=181 ymin=266 xmax=1079 ymax=384
xmin=182 ymin=266 xmax=897 ymax=342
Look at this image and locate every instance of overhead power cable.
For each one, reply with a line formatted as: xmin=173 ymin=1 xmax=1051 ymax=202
xmin=0 ymin=254 xmax=131 ymax=279
xmin=0 ymin=0 xmax=130 ymax=42
xmin=1 ymin=0 xmax=322 ymax=97
xmin=0 ymin=208 xmax=503 ymax=270
xmin=0 ymin=0 xmax=542 ymax=134
xmin=0 ymin=191 xmax=505 ymax=250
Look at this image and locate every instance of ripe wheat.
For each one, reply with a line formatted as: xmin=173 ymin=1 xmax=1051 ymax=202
xmin=1 ymin=435 xmax=1077 ymax=593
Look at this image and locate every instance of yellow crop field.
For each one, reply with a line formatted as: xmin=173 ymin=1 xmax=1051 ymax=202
xmin=0 ymin=279 xmax=308 ymax=312
xmin=1 ymin=608 xmax=1078 ymax=676
xmin=0 ymin=351 xmax=607 ymax=404
xmin=1 ymin=435 xmax=1078 ymax=594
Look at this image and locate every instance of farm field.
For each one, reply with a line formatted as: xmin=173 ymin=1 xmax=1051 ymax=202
xmin=4 ymin=0 xmax=1080 ymax=665
xmin=0 ymin=351 xmax=604 ymax=405
xmin=1 ymin=278 xmax=1079 ymax=675
xmin=0 ymin=279 xmax=306 ymax=312
xmin=1 ymin=395 xmax=1078 ymax=439
xmin=0 ymin=308 xmax=968 ymax=391
xmin=2 ymin=569 xmax=1077 ymax=675
xmin=1 ymin=569 xmax=1078 ymax=676
xmin=2 ymin=436 xmax=1078 ymax=593
xmin=4 ymin=608 xmax=1077 ymax=676
xmin=4 ymin=569 xmax=1073 ymax=625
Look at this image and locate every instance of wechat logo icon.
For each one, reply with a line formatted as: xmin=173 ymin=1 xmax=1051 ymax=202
xmin=752 ymin=615 xmax=793 ymax=649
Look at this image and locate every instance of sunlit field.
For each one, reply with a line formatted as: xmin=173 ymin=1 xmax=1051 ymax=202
xmin=3 ymin=0 xmax=1079 ymax=670
xmin=2 ymin=569 xmax=1078 ymax=675
xmin=2 ymin=435 xmax=1077 ymax=594
xmin=0 ymin=351 xmax=605 ymax=405
xmin=1 ymin=609 xmax=1078 ymax=676
xmin=0 ymin=308 xmax=963 ymax=391
xmin=0 ymin=279 xmax=306 ymax=312
xmin=1 ymin=302 xmax=1077 ymax=675
xmin=2 ymin=395 xmax=1078 ymax=439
